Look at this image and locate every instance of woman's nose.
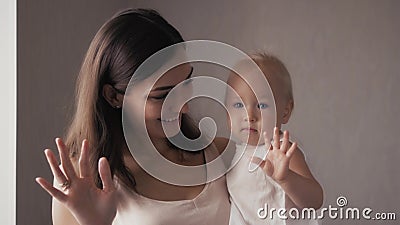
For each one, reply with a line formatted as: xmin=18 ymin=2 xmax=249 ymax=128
xmin=167 ymin=90 xmax=189 ymax=114
xmin=180 ymin=103 xmax=189 ymax=114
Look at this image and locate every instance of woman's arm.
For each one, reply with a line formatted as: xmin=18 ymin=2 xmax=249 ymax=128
xmin=52 ymin=191 xmax=80 ymax=225
xmin=51 ymin=157 xmax=83 ymax=225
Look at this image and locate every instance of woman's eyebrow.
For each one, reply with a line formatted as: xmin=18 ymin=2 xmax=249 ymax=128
xmin=151 ymin=67 xmax=194 ymax=91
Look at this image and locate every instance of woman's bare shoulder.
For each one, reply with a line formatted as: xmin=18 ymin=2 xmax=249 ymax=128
xmin=213 ymin=137 xmax=237 ymax=155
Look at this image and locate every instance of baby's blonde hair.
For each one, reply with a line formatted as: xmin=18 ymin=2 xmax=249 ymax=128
xmin=249 ymin=52 xmax=294 ymax=103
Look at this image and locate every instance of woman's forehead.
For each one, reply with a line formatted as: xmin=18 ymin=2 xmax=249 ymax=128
xmin=153 ymin=63 xmax=192 ymax=88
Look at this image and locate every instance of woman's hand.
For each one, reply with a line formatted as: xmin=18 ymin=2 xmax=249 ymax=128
xmin=259 ymin=127 xmax=297 ymax=184
xmin=36 ymin=138 xmax=117 ymax=225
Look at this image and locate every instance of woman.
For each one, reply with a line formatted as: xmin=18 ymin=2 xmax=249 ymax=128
xmin=36 ymin=9 xmax=230 ymax=225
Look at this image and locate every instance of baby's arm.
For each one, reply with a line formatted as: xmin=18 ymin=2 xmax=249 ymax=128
xmin=279 ymin=144 xmax=323 ymax=209
xmin=260 ymin=128 xmax=323 ymax=209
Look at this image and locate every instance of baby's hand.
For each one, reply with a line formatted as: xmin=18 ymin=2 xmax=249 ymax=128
xmin=259 ymin=127 xmax=297 ymax=184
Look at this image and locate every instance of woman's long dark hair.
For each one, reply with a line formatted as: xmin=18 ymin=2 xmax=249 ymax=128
xmin=65 ymin=8 xmax=197 ymax=188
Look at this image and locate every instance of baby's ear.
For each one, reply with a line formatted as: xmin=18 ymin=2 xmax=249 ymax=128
xmin=282 ymin=99 xmax=294 ymax=124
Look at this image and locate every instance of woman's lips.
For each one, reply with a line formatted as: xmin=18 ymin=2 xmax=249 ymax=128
xmin=159 ymin=115 xmax=179 ymax=122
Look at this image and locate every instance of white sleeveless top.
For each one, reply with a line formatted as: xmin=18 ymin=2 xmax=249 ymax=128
xmin=227 ymin=143 xmax=319 ymax=225
xmin=112 ymin=147 xmax=231 ymax=225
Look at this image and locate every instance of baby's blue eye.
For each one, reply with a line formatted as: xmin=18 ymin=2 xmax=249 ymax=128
xmin=233 ymin=102 xmax=244 ymax=108
xmin=257 ymin=103 xmax=268 ymax=109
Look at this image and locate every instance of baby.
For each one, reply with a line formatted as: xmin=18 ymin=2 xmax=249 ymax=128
xmin=224 ymin=53 xmax=323 ymax=225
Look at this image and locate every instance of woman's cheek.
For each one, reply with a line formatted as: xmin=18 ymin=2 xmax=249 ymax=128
xmin=144 ymin=101 xmax=162 ymax=120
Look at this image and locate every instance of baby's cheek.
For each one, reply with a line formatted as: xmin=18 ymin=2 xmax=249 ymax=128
xmin=261 ymin=109 xmax=275 ymax=121
xmin=226 ymin=110 xmax=240 ymax=126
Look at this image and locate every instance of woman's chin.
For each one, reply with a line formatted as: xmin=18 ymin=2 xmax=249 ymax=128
xmin=151 ymin=128 xmax=180 ymax=139
xmin=160 ymin=121 xmax=181 ymax=137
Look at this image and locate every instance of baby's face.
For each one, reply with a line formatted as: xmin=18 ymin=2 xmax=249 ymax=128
xmin=225 ymin=73 xmax=275 ymax=146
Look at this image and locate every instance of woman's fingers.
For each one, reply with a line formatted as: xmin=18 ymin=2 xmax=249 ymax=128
xmin=79 ymin=140 xmax=91 ymax=178
xmin=44 ymin=149 xmax=68 ymax=184
xmin=35 ymin=177 xmax=67 ymax=203
xmin=56 ymin=138 xmax=77 ymax=180
xmin=98 ymin=157 xmax=115 ymax=192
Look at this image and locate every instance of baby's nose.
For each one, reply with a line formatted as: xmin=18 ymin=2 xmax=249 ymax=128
xmin=244 ymin=108 xmax=258 ymax=122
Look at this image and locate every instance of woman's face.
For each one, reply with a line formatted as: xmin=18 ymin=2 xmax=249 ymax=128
xmin=123 ymin=63 xmax=194 ymax=140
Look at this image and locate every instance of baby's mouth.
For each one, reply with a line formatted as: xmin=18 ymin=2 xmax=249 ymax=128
xmin=241 ymin=127 xmax=258 ymax=133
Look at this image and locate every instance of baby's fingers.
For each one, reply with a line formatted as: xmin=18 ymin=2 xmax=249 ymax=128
xmin=286 ymin=142 xmax=297 ymax=158
xmin=250 ymin=156 xmax=263 ymax=167
xmin=260 ymin=159 xmax=274 ymax=177
xmin=263 ymin=131 xmax=273 ymax=151
xmin=272 ymin=127 xmax=280 ymax=149
xmin=35 ymin=177 xmax=67 ymax=203
xmin=98 ymin=157 xmax=115 ymax=192
xmin=280 ymin=130 xmax=290 ymax=153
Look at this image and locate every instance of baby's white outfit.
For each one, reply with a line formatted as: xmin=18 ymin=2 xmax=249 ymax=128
xmin=227 ymin=143 xmax=319 ymax=225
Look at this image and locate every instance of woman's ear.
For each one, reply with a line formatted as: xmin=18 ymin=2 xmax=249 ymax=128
xmin=282 ymin=99 xmax=294 ymax=124
xmin=102 ymin=84 xmax=124 ymax=108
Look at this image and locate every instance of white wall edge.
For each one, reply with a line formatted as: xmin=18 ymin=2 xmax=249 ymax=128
xmin=0 ymin=0 xmax=16 ymax=224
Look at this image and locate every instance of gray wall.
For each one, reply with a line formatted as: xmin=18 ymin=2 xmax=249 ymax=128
xmin=19 ymin=0 xmax=399 ymax=224
xmin=17 ymin=1 xmax=128 ymax=224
